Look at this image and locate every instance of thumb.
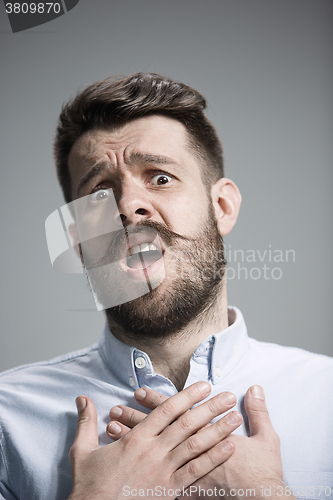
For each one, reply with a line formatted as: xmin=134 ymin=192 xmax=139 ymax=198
xmin=245 ymin=385 xmax=275 ymax=439
xmin=72 ymin=396 xmax=99 ymax=454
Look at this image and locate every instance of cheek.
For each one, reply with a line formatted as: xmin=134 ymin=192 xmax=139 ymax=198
xmin=160 ymin=191 xmax=210 ymax=236
xmin=80 ymin=234 xmax=112 ymax=264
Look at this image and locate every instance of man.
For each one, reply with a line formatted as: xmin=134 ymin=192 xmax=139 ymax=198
xmin=0 ymin=73 xmax=332 ymax=500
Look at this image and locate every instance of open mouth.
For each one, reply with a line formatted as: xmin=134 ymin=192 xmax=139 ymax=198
xmin=127 ymin=242 xmax=163 ymax=269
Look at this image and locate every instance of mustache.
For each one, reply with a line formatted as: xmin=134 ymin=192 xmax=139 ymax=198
xmin=81 ymin=219 xmax=190 ymax=270
xmin=128 ymin=219 xmax=190 ymax=245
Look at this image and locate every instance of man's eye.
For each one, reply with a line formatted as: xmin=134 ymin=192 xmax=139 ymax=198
xmin=89 ymin=188 xmax=112 ymax=202
xmin=151 ymin=174 xmax=172 ymax=186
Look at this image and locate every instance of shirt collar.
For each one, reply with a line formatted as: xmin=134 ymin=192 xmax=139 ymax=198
xmin=98 ymin=306 xmax=250 ymax=389
xmin=210 ymin=306 xmax=250 ymax=384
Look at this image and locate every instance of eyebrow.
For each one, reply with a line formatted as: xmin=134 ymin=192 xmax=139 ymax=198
xmin=129 ymin=152 xmax=177 ymax=165
xmin=76 ymin=153 xmax=178 ymax=197
xmin=76 ymin=163 xmax=110 ymax=197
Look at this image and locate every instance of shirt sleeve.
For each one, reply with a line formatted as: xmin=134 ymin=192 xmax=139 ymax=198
xmin=0 ymin=425 xmax=18 ymax=500
xmin=0 ymin=487 xmax=18 ymax=500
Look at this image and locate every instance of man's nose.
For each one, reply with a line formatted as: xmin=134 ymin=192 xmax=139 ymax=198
xmin=114 ymin=182 xmax=156 ymax=227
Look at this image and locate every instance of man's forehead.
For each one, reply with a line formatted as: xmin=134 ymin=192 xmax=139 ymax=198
xmin=69 ymin=115 xmax=191 ymax=164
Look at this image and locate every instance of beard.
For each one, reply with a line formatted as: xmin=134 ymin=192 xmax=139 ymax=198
xmin=104 ymin=203 xmax=227 ymax=343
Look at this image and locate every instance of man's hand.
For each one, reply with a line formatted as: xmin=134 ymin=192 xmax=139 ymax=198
xmin=107 ymin=385 xmax=294 ymax=500
xmin=68 ymin=382 xmax=242 ymax=500
xmin=185 ymin=386 xmax=290 ymax=500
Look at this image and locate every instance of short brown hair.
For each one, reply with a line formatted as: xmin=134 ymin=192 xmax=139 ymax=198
xmin=54 ymin=73 xmax=224 ymax=203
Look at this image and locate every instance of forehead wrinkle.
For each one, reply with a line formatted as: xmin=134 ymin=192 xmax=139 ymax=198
xmin=76 ymin=161 xmax=115 ymax=197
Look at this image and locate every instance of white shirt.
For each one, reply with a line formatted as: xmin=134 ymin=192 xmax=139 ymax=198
xmin=0 ymin=307 xmax=332 ymax=500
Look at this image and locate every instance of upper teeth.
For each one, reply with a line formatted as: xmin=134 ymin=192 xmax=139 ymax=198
xmin=129 ymin=243 xmax=158 ymax=256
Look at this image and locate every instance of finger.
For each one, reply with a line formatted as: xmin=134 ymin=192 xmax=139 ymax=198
xmin=107 ymin=404 xmax=211 ymax=441
xmin=70 ymin=396 xmax=99 ymax=458
xmin=138 ymin=381 xmax=212 ymax=436
xmin=161 ymin=391 xmax=237 ymax=448
xmin=170 ymin=408 xmax=242 ymax=469
xmin=106 ymin=420 xmax=131 ymax=440
xmin=245 ymin=385 xmax=276 ymax=439
xmin=135 ymin=387 xmax=168 ymax=409
xmin=109 ymin=404 xmax=147 ymax=429
xmin=172 ymin=439 xmax=234 ymax=489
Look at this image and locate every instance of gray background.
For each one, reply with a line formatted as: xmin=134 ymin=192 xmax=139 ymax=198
xmin=0 ymin=0 xmax=332 ymax=372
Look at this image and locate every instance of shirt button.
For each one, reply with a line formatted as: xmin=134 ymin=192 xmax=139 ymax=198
xmin=215 ymin=367 xmax=222 ymax=377
xmin=135 ymin=357 xmax=146 ymax=369
xmin=129 ymin=376 xmax=135 ymax=386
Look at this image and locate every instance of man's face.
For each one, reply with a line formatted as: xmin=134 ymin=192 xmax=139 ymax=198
xmin=68 ymin=115 xmax=226 ymax=339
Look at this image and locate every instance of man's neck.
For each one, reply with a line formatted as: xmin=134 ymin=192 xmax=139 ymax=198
xmin=107 ymin=287 xmax=229 ymax=391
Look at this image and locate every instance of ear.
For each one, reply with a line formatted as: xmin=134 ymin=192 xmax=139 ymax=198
xmin=68 ymin=223 xmax=84 ymax=264
xmin=211 ymin=178 xmax=242 ymax=236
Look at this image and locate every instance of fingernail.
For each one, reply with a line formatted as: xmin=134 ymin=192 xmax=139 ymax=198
xmin=198 ymin=382 xmax=211 ymax=395
xmin=110 ymin=406 xmax=123 ymax=419
xmin=75 ymin=397 xmax=86 ymax=412
xmin=251 ymin=385 xmax=265 ymax=400
xmin=226 ymin=411 xmax=242 ymax=425
xmin=135 ymin=388 xmax=147 ymax=401
xmin=220 ymin=392 xmax=236 ymax=405
xmin=108 ymin=422 xmax=122 ymax=435
xmin=219 ymin=440 xmax=233 ymax=452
